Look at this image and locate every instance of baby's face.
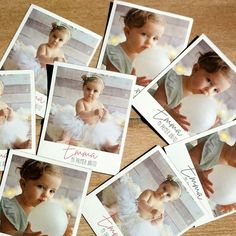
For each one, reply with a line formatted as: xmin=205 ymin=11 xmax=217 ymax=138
xmin=125 ymin=20 xmax=164 ymax=54
xmin=21 ymin=173 xmax=62 ymax=207
xmin=48 ymin=29 xmax=70 ymax=48
xmin=155 ymin=182 xmax=180 ymax=202
xmin=189 ymin=64 xmax=231 ymax=96
xmin=83 ymin=81 xmax=103 ymax=103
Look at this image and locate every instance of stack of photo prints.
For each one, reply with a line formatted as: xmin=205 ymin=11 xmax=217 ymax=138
xmin=0 ymin=1 xmax=236 ymax=236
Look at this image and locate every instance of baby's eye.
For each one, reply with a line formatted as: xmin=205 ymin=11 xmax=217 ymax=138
xmin=94 ymin=90 xmax=98 ymax=93
xmin=141 ymin=32 xmax=147 ymax=36
xmin=37 ymin=185 xmax=43 ymax=189
xmin=214 ymin=88 xmax=219 ymax=93
xmin=207 ymin=78 xmax=212 ymax=84
xmin=50 ymin=189 xmax=56 ymax=194
xmin=167 ymin=193 xmax=171 ymax=197
xmin=59 ymin=38 xmax=63 ymax=42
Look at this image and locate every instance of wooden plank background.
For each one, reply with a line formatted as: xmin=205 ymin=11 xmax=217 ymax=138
xmin=0 ymin=0 xmax=236 ymax=235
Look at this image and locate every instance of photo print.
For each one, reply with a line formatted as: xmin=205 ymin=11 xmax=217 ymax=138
xmin=165 ymin=120 xmax=236 ymax=226
xmin=0 ymin=150 xmax=91 ymax=236
xmin=0 ymin=4 xmax=101 ymax=117
xmin=133 ymin=34 xmax=236 ymax=144
xmin=38 ymin=62 xmax=136 ymax=175
xmin=97 ymin=0 xmax=193 ymax=95
xmin=83 ymin=146 xmax=205 ymax=236
xmin=0 ymin=70 xmax=36 ymax=170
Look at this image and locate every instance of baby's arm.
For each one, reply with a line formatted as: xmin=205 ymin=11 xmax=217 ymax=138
xmin=105 ymin=57 xmax=120 ymax=72
xmin=216 ymin=203 xmax=236 ymax=213
xmin=137 ymin=190 xmax=154 ymax=219
xmin=76 ymin=99 xmax=103 ymax=124
xmin=36 ymin=44 xmax=55 ymax=67
xmin=0 ymin=213 xmax=46 ymax=236
xmin=188 ymin=141 xmax=214 ymax=198
xmin=153 ymin=83 xmax=190 ymax=131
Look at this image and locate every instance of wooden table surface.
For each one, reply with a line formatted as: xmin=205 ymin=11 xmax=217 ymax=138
xmin=0 ymin=0 xmax=236 ymax=235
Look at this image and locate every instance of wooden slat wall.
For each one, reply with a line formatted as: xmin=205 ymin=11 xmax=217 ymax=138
xmin=51 ymin=68 xmax=133 ymax=115
xmin=0 ymin=74 xmax=31 ymax=110
xmin=3 ymin=8 xmax=100 ymax=69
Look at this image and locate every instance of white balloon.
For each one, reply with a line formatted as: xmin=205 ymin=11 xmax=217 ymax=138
xmin=133 ymin=47 xmax=170 ymax=79
xmin=28 ymin=201 xmax=68 ymax=236
xmin=208 ymin=164 xmax=236 ymax=205
xmin=179 ymin=94 xmax=217 ymax=134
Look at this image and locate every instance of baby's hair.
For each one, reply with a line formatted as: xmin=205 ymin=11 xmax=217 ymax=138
xmin=17 ymin=159 xmax=63 ymax=181
xmin=123 ymin=8 xmax=165 ymax=29
xmin=50 ymin=22 xmax=71 ymax=38
xmin=162 ymin=174 xmax=182 ymax=198
xmin=0 ymin=80 xmax=4 ymax=96
xmin=197 ymin=51 xmax=234 ymax=81
xmin=81 ymin=74 xmax=105 ymax=90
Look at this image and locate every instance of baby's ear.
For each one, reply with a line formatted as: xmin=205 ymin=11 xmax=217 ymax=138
xmin=19 ymin=178 xmax=26 ymax=189
xmin=192 ymin=63 xmax=200 ymax=74
xmin=123 ymin=26 xmax=130 ymax=37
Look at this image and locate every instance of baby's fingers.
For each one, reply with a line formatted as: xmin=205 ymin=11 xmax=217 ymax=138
xmin=136 ymin=76 xmax=152 ymax=86
xmin=203 ymin=183 xmax=214 ymax=198
xmin=175 ymin=114 xmax=190 ymax=131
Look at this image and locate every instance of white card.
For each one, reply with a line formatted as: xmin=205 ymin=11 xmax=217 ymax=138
xmin=0 ymin=4 xmax=101 ymax=117
xmin=133 ymin=34 xmax=236 ymax=144
xmin=0 ymin=150 xmax=91 ymax=236
xmin=0 ymin=70 xmax=36 ymax=170
xmin=38 ymin=62 xmax=136 ymax=175
xmin=97 ymin=0 xmax=193 ymax=96
xmin=83 ymin=146 xmax=206 ymax=236
xmin=165 ymin=120 xmax=236 ymax=226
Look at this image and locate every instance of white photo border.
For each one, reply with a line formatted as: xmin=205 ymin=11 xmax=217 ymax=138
xmin=165 ymin=119 xmax=236 ymax=226
xmin=0 ymin=4 xmax=102 ymax=117
xmin=0 ymin=70 xmax=36 ymax=170
xmin=133 ymin=34 xmax=236 ymax=144
xmin=0 ymin=150 xmax=92 ymax=236
xmin=38 ymin=62 xmax=136 ymax=175
xmin=97 ymin=0 xmax=193 ymax=95
xmin=83 ymin=145 xmax=206 ymax=236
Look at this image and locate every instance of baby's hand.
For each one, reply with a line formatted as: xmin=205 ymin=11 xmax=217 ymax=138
xmin=150 ymin=211 xmax=163 ymax=226
xmin=23 ymin=222 xmax=48 ymax=236
xmin=136 ymin=76 xmax=152 ymax=86
xmin=53 ymin=57 xmax=65 ymax=63
xmin=100 ymin=108 xmax=109 ymax=122
xmin=168 ymin=104 xmax=190 ymax=131
xmin=151 ymin=209 xmax=162 ymax=220
xmin=63 ymin=213 xmax=73 ymax=236
xmin=151 ymin=209 xmax=158 ymax=219
xmin=131 ymin=68 xmax=152 ymax=86
xmin=210 ymin=115 xmax=221 ymax=129
xmin=94 ymin=108 xmax=104 ymax=119
xmin=216 ymin=203 xmax=236 ymax=213
xmin=196 ymin=168 xmax=214 ymax=198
